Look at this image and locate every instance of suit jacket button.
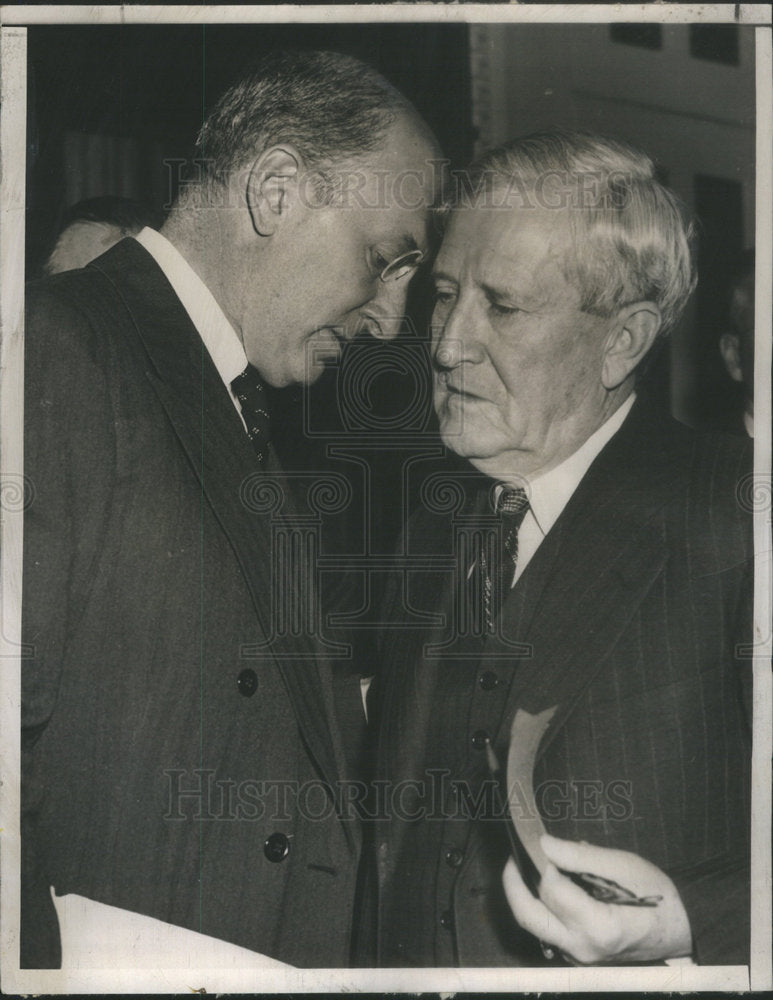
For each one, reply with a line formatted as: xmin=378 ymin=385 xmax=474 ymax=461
xmin=237 ymin=668 xmax=258 ymax=697
xmin=444 ymin=847 xmax=464 ymax=868
xmin=479 ymin=670 xmax=499 ymax=690
xmin=471 ymin=729 xmax=489 ymax=750
xmin=264 ymin=832 xmax=290 ymax=862
xmin=440 ymin=909 xmax=454 ymax=930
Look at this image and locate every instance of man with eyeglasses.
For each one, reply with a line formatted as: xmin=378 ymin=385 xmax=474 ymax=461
xmin=22 ymin=50 xmax=440 ymax=969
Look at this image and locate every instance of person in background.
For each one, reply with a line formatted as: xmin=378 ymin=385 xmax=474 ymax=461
xmin=718 ymin=248 xmax=755 ymax=437
xmin=43 ymin=195 xmax=164 ymax=274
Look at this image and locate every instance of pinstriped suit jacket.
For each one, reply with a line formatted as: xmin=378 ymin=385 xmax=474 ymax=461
xmin=372 ymin=395 xmax=752 ymax=966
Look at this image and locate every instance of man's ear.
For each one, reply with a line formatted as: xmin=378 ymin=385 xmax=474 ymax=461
xmin=246 ymin=146 xmax=302 ymax=237
xmin=719 ymin=332 xmax=744 ymax=383
xmin=601 ymin=303 xmax=662 ymax=390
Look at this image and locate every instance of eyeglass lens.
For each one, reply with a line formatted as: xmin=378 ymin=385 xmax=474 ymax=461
xmin=381 ymin=249 xmax=424 ymax=282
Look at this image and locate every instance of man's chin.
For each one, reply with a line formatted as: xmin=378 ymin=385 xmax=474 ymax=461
xmin=438 ymin=423 xmax=490 ymax=459
xmin=437 ymin=414 xmax=515 ymax=466
xmin=266 ymin=354 xmax=338 ymax=387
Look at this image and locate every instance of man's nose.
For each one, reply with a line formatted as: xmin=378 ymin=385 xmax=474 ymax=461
xmin=432 ymin=297 xmax=478 ymax=370
xmin=363 ymin=273 xmax=412 ymax=341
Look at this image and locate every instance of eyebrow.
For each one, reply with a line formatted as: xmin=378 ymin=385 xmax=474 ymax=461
xmin=481 ymin=277 xmax=550 ymax=311
xmin=479 ymin=280 xmax=517 ymax=301
xmin=373 ymin=232 xmax=423 ymax=260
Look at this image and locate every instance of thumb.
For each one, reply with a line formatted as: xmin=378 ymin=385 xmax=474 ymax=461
xmin=540 ymin=834 xmax=663 ymax=895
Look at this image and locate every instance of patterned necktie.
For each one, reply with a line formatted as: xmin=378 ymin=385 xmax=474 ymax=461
xmin=481 ymin=485 xmax=530 ymax=632
xmin=231 ymin=365 xmax=271 ymax=465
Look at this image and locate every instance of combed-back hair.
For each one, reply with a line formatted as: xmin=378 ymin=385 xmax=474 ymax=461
xmin=195 ymin=50 xmax=417 ymax=195
xmin=457 ymin=129 xmax=697 ymax=338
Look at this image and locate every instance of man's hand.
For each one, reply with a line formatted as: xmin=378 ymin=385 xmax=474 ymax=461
xmin=502 ymin=833 xmax=693 ymax=965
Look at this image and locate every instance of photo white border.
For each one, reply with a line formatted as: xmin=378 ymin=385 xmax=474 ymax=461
xmin=2 ymin=2 xmax=772 ymax=25
xmin=0 ymin=19 xmax=27 ymax=998
xmin=750 ymin=20 xmax=773 ymax=995
xmin=1 ymin=4 xmax=770 ymax=994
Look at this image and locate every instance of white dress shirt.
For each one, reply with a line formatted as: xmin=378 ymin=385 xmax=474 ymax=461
xmin=134 ymin=226 xmax=250 ymax=429
xmin=498 ymin=393 xmax=636 ymax=587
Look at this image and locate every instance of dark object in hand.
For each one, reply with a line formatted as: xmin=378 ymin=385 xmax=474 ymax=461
xmin=569 ymin=870 xmax=663 ymax=907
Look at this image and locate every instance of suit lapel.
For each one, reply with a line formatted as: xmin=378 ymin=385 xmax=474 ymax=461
xmin=491 ymin=397 xmax=682 ymax=759
xmin=90 ymin=240 xmax=348 ymax=813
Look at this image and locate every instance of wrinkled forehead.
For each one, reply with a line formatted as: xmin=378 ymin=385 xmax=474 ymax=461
xmin=437 ymin=198 xmax=578 ymax=290
xmin=324 ymin=146 xmax=444 ymax=252
xmin=328 ymin=154 xmax=442 ymax=208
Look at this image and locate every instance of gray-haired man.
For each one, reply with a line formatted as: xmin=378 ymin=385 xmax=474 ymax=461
xmin=372 ymin=130 xmax=752 ymax=967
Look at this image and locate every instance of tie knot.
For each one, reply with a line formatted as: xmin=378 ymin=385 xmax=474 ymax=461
xmin=495 ymin=485 xmax=529 ymax=522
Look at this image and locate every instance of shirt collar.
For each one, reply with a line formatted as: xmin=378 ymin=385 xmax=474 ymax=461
xmin=496 ymin=393 xmax=636 ymax=537
xmin=133 ymin=227 xmax=247 ymax=389
xmin=528 ymin=393 xmax=636 ymax=535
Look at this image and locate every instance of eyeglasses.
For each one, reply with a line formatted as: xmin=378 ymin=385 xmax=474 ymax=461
xmin=379 ymin=248 xmax=425 ymax=283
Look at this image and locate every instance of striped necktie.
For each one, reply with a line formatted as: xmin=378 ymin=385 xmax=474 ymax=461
xmin=481 ymin=485 xmax=530 ymax=632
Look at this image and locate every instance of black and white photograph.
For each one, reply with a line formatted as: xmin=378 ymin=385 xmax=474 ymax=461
xmin=0 ymin=3 xmax=770 ymax=994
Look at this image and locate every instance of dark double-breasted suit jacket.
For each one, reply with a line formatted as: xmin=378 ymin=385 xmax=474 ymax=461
xmin=372 ymin=396 xmax=753 ymax=967
xmin=22 ymin=239 xmax=361 ymax=967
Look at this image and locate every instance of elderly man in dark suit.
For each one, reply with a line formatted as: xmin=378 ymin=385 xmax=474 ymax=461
xmin=22 ymin=50 xmax=440 ymax=968
xmin=372 ymin=131 xmax=752 ymax=967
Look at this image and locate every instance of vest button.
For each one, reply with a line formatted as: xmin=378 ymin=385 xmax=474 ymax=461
xmin=471 ymin=729 xmax=489 ymax=750
xmin=444 ymin=847 xmax=464 ymax=869
xmin=440 ymin=909 xmax=454 ymax=930
xmin=237 ymin=668 xmax=258 ymax=697
xmin=479 ymin=670 xmax=499 ymax=690
xmin=263 ymin=832 xmax=290 ymax=862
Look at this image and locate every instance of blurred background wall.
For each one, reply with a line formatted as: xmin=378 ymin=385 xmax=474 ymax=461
xmin=26 ymin=21 xmax=756 ymax=430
